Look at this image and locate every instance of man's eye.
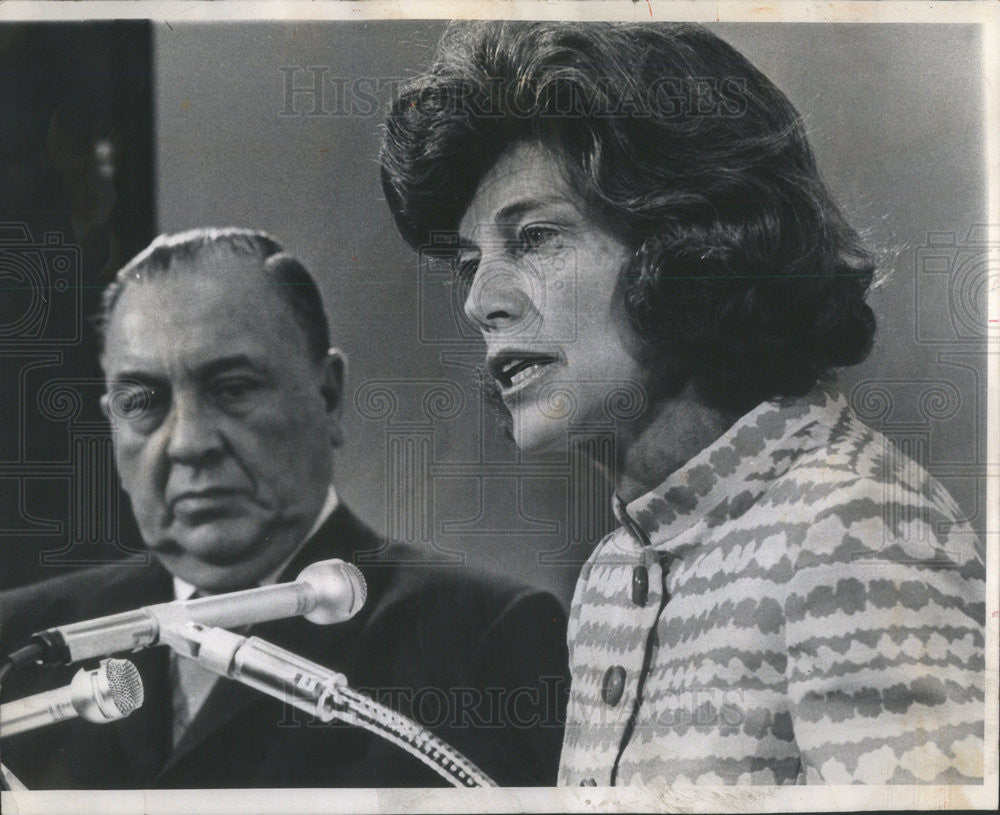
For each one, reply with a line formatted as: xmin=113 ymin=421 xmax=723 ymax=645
xmin=212 ymin=379 xmax=257 ymax=401
xmin=107 ymin=385 xmax=161 ymax=422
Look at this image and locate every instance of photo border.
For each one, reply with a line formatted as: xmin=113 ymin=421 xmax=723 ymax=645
xmin=1 ymin=1 xmax=996 ymax=812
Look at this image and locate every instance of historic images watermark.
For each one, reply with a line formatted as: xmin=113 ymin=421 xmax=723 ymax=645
xmin=278 ymin=67 xmax=750 ymax=120
xmin=276 ymin=679 xmax=747 ymax=732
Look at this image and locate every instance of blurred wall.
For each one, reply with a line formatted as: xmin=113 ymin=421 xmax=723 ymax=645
xmin=154 ymin=22 xmax=988 ymax=607
xmin=1 ymin=21 xmax=155 ymax=589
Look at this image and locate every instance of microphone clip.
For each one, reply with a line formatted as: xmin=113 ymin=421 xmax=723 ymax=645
xmin=157 ymin=619 xmax=348 ymax=723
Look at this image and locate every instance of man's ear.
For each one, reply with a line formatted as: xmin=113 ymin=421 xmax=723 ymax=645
xmin=99 ymin=392 xmax=112 ymax=421
xmin=320 ymin=348 xmax=347 ymax=447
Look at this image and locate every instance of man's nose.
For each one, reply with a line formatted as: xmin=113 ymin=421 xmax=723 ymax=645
xmin=462 ymin=257 xmax=537 ymax=333
xmin=164 ymin=397 xmax=223 ymax=465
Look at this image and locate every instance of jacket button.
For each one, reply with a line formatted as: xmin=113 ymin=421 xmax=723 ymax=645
xmin=601 ymin=665 xmax=626 ymax=706
xmin=580 ymin=778 xmax=597 ymax=786
xmin=631 ymin=564 xmax=648 ymax=606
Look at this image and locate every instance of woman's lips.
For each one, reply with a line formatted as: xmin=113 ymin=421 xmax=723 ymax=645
xmin=488 ymin=352 xmax=561 ymax=396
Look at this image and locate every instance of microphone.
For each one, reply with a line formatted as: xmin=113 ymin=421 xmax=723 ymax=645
xmin=169 ymin=624 xmax=347 ymax=723
xmin=29 ymin=559 xmax=367 ymax=667
xmin=169 ymin=625 xmax=498 ymax=788
xmin=0 ymin=659 xmax=144 ymax=738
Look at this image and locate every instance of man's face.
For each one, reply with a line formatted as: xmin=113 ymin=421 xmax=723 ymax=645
xmin=458 ymin=141 xmax=650 ymax=451
xmin=101 ymin=253 xmax=343 ymax=591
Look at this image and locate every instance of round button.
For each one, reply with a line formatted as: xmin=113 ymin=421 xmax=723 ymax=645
xmin=601 ymin=665 xmax=627 ymax=706
xmin=580 ymin=778 xmax=597 ymax=786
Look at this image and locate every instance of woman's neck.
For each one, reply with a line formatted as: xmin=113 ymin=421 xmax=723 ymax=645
xmin=611 ymin=386 xmax=743 ymax=505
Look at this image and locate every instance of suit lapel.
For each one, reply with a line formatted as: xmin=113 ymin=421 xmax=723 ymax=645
xmin=281 ymin=504 xmax=386 ymax=578
xmin=155 ymin=664 xmax=262 ymax=781
xmin=112 ymin=645 xmax=174 ymax=784
xmin=153 ymin=505 xmax=384 ymax=782
xmin=99 ymin=561 xmax=175 ymax=785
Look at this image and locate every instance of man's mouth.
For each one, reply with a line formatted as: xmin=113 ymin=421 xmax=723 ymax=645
xmin=168 ymin=488 xmax=246 ymax=517
xmin=488 ymin=352 xmax=561 ymax=393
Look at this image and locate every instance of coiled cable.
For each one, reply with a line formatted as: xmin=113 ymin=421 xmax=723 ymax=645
xmin=330 ymin=685 xmax=497 ymax=787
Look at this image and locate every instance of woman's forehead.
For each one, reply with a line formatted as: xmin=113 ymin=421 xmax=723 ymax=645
xmin=459 ymin=142 xmax=582 ymax=233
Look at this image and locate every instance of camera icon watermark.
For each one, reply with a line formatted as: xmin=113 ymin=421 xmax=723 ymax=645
xmin=914 ymin=225 xmax=999 ymax=346
xmin=0 ymin=223 xmax=82 ymax=346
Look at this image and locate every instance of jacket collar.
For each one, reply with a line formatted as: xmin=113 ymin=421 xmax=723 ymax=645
xmin=613 ymin=388 xmax=849 ymax=557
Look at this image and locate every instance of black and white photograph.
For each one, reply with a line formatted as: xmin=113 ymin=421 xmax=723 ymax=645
xmin=0 ymin=1 xmax=996 ymax=812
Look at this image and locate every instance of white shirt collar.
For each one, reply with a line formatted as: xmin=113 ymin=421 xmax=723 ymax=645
xmin=173 ymin=485 xmax=340 ymax=600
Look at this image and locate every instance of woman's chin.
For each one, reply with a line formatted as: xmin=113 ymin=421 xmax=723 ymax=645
xmin=510 ymin=413 xmax=570 ymax=456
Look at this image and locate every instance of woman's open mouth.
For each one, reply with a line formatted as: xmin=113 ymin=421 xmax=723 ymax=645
xmin=488 ymin=352 xmax=561 ymax=395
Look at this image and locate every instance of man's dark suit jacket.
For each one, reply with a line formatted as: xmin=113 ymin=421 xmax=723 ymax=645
xmin=0 ymin=506 xmax=568 ymax=788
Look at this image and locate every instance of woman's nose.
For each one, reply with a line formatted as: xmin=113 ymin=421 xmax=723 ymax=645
xmin=463 ymin=256 xmax=538 ymax=333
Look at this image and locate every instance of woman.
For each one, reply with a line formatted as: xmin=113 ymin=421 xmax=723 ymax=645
xmin=379 ymin=22 xmax=985 ymax=785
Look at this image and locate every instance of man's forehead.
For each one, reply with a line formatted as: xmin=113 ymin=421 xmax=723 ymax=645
xmin=101 ymin=258 xmax=299 ymax=372
xmin=115 ymin=249 xmax=285 ymax=314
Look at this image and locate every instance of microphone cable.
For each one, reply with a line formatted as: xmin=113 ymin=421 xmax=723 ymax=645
xmin=330 ymin=685 xmax=497 ymax=788
xmin=0 ymin=643 xmax=44 ymax=686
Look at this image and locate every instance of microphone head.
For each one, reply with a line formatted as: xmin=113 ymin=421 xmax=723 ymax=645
xmin=103 ymin=658 xmax=145 ymax=715
xmin=296 ymin=559 xmax=367 ymax=625
xmin=71 ymin=658 xmax=145 ymax=722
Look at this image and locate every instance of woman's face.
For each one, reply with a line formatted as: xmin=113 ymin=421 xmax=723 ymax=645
xmin=458 ymin=141 xmax=652 ymax=452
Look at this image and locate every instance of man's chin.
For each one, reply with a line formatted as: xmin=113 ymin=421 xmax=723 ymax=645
xmin=148 ymin=526 xmax=257 ymax=565
xmin=150 ymin=549 xmax=271 ymax=592
xmin=144 ymin=522 xmax=284 ymax=590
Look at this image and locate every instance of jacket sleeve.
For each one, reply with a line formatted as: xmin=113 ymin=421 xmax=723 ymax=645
xmin=783 ymin=491 xmax=985 ymax=784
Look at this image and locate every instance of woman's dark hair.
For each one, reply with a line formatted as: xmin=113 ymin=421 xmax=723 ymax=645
xmin=380 ymin=21 xmax=877 ymax=413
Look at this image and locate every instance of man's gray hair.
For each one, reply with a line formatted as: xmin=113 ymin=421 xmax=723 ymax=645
xmin=96 ymin=226 xmax=331 ymax=362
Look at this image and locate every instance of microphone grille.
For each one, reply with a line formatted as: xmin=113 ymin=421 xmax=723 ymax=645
xmin=103 ymin=658 xmax=145 ymax=716
xmin=299 ymin=558 xmax=369 ymax=624
xmin=349 ymin=563 xmax=368 ymax=609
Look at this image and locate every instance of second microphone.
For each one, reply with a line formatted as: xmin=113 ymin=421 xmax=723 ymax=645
xmin=29 ymin=559 xmax=367 ymax=667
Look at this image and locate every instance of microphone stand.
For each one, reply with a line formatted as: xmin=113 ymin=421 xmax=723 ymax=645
xmin=159 ymin=618 xmax=498 ymax=787
xmin=0 ymin=657 xmax=28 ymax=790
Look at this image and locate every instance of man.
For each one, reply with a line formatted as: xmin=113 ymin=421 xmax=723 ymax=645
xmin=379 ymin=22 xmax=986 ymax=784
xmin=0 ymin=227 xmax=568 ymax=788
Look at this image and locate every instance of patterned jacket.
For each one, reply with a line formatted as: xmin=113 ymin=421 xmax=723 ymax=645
xmin=558 ymin=389 xmax=985 ymax=785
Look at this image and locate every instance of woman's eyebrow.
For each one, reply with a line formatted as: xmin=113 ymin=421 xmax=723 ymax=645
xmin=493 ymin=195 xmax=576 ymax=224
xmin=459 ymin=196 xmax=578 ymax=246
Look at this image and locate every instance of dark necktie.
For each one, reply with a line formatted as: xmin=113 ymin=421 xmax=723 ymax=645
xmin=168 ymin=591 xmax=220 ymax=746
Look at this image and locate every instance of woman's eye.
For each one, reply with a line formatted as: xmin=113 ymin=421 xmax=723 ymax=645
xmin=456 ymin=256 xmax=480 ymax=282
xmin=521 ymin=225 xmax=560 ymax=251
xmin=118 ymin=388 xmax=150 ymax=416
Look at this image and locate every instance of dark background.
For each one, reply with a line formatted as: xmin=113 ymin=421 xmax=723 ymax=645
xmin=1 ymin=22 xmax=154 ymax=588
xmin=1 ymin=21 xmax=989 ymax=608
